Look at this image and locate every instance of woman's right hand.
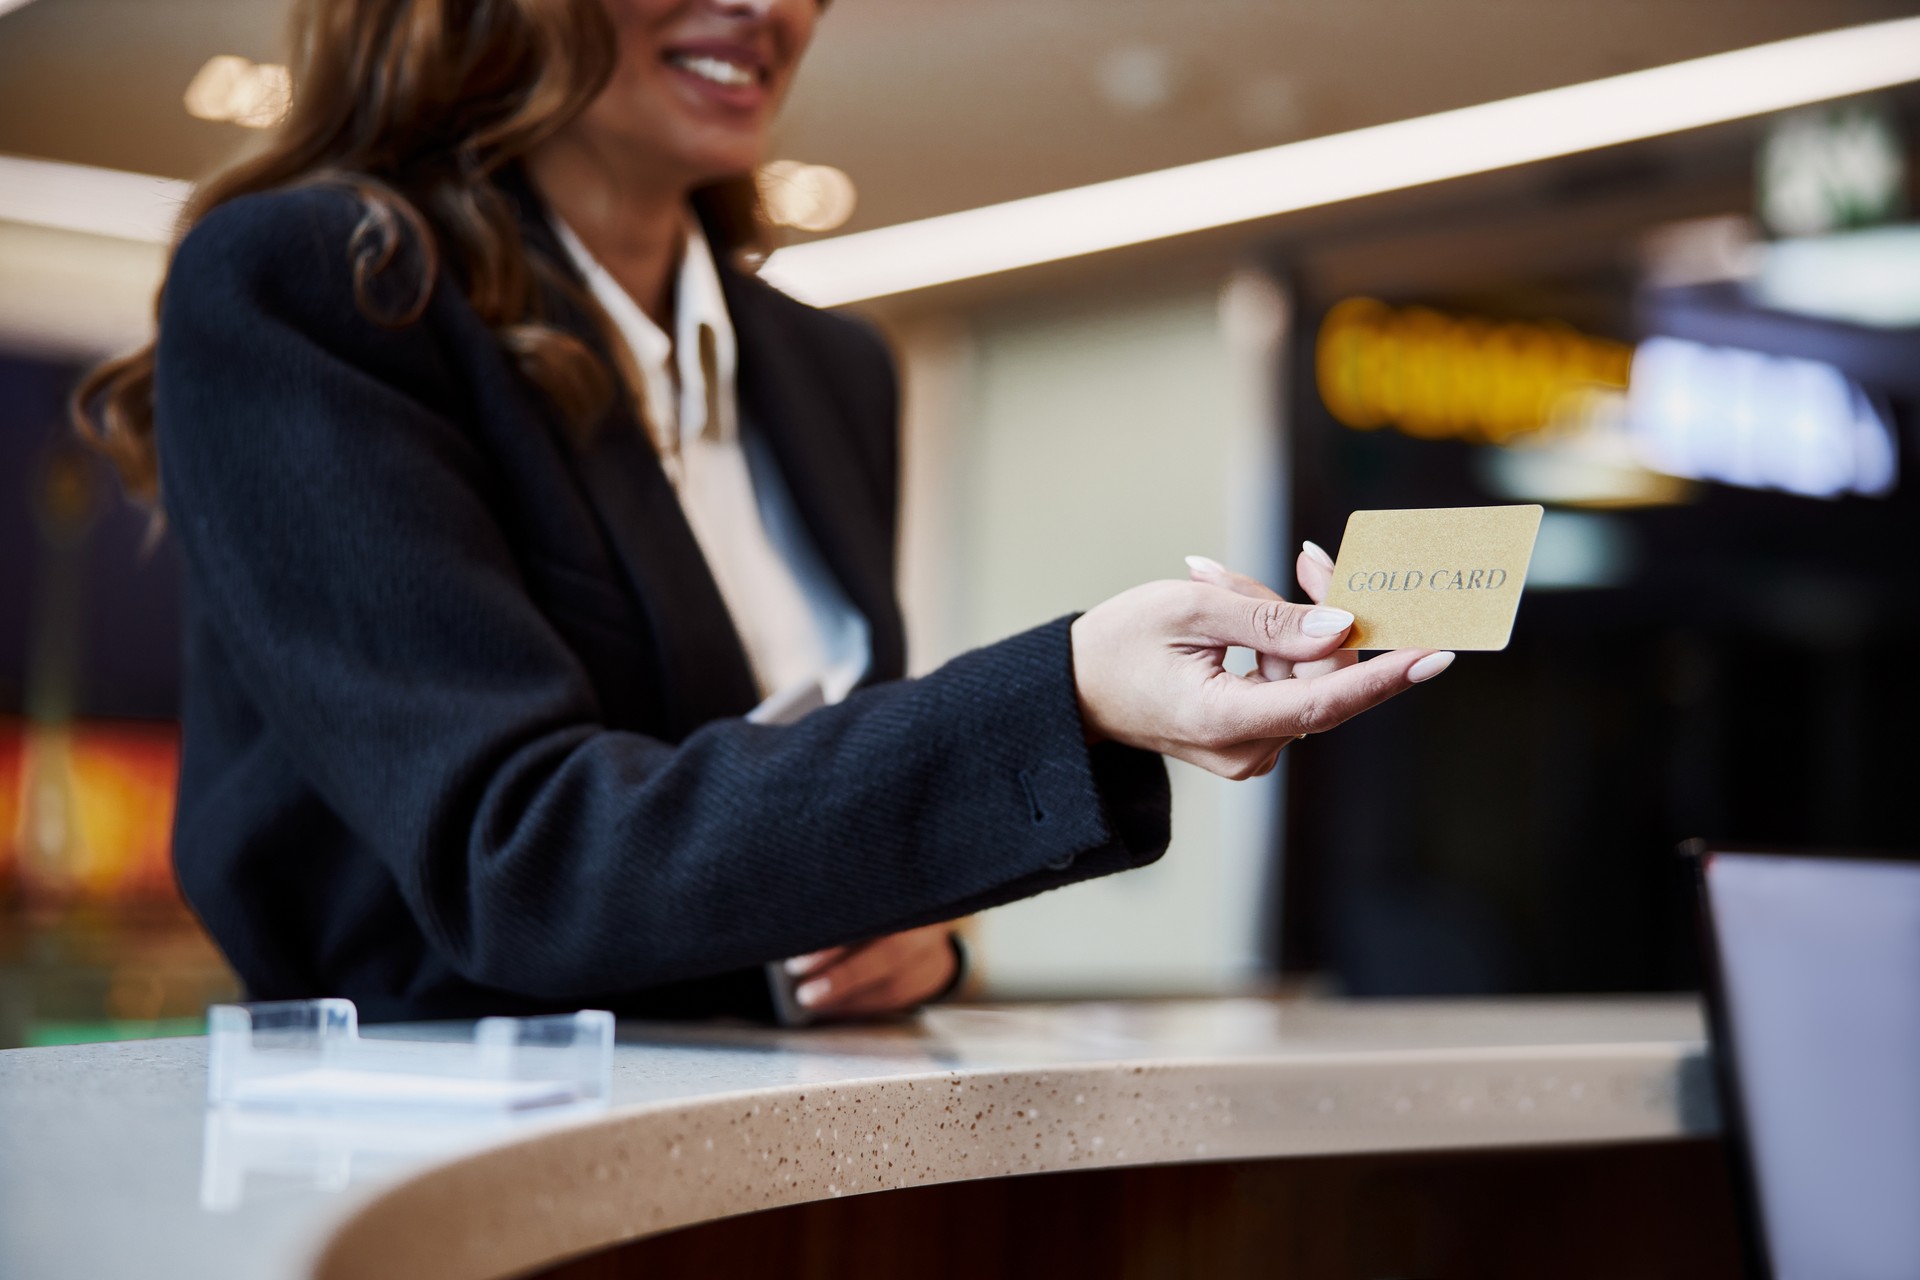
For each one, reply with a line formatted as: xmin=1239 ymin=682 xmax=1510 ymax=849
xmin=1069 ymin=551 xmax=1454 ymax=780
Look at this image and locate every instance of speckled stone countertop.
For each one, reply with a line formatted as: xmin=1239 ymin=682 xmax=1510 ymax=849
xmin=0 ymin=997 xmax=1712 ymax=1280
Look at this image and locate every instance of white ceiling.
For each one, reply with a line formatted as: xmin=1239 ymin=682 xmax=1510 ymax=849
xmin=0 ymin=0 xmax=1914 ymax=236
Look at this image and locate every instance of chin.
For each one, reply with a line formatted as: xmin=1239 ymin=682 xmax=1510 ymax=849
xmin=673 ymin=141 xmax=766 ymax=188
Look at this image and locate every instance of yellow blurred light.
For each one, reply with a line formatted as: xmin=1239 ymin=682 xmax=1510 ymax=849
xmin=5 ymin=719 xmax=181 ymax=906
xmin=1316 ymin=298 xmax=1632 ymax=445
xmin=757 ymin=160 xmax=858 ymax=233
xmin=184 ymin=55 xmax=291 ymax=129
xmin=764 ymin=18 xmax=1920 ymax=306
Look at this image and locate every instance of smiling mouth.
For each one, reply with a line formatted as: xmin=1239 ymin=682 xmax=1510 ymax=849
xmin=666 ymin=52 xmax=764 ymax=90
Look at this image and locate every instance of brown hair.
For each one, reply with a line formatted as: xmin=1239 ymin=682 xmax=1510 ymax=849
xmin=75 ymin=0 xmax=767 ymax=504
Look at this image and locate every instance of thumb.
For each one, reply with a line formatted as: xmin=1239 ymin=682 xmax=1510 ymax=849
xmin=1184 ymin=556 xmax=1291 ymax=681
xmin=1183 ymin=582 xmax=1354 ymax=660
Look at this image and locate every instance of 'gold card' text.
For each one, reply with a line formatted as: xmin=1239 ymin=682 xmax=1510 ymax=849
xmin=1321 ymin=505 xmax=1543 ymax=650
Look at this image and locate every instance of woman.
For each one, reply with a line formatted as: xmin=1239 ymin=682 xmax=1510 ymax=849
xmin=77 ymin=0 xmax=1451 ymax=1023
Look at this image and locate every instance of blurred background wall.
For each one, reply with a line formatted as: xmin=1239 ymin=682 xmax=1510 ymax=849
xmin=894 ymin=281 xmax=1286 ymax=995
xmin=3 ymin=0 xmax=1918 ymax=1043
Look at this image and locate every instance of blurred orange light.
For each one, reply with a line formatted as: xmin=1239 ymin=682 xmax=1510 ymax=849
xmin=183 ymin=55 xmax=290 ymax=130
xmin=2 ymin=718 xmax=181 ymax=907
xmin=1316 ymin=298 xmax=1632 ymax=445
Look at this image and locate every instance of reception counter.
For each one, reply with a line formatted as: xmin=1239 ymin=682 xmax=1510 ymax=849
xmin=0 ymin=998 xmax=1738 ymax=1279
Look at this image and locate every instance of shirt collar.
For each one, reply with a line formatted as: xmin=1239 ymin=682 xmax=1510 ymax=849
xmin=552 ymin=212 xmax=738 ymax=448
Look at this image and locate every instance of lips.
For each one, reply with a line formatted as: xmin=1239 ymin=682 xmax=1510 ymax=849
xmin=669 ymin=52 xmax=756 ymax=88
xmin=662 ymin=41 xmax=771 ymax=110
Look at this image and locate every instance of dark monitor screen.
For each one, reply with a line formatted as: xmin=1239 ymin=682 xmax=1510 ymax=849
xmin=1701 ymin=848 xmax=1920 ymax=1279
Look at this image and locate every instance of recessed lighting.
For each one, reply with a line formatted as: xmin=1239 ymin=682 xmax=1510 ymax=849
xmin=756 ymin=160 xmax=857 ymax=233
xmin=1095 ymin=45 xmax=1180 ymax=116
xmin=764 ymin=18 xmax=1920 ymax=307
xmin=184 ymin=55 xmax=291 ymax=129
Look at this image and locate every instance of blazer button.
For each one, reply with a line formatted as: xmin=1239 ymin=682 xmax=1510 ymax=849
xmin=1045 ymin=852 xmax=1075 ymax=872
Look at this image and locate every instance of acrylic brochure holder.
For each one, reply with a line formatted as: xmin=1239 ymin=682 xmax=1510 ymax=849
xmin=199 ymin=999 xmax=612 ymax=1211
xmin=206 ymin=998 xmax=614 ymax=1115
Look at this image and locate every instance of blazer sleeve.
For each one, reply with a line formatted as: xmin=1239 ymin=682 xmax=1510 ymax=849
xmin=154 ymin=190 xmax=1171 ymax=1002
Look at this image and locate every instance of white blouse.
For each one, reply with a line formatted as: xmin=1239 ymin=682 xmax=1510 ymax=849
xmin=553 ymin=215 xmax=870 ymax=712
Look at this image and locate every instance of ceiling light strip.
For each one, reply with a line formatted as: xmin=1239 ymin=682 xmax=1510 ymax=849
xmin=0 ymin=153 xmax=191 ymax=244
xmin=763 ymin=18 xmax=1920 ymax=306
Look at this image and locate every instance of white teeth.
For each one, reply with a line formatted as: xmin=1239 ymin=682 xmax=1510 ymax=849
xmin=673 ymin=54 xmax=755 ymax=88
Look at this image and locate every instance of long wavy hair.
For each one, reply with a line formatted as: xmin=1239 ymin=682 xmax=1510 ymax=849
xmin=75 ymin=0 xmax=768 ymax=504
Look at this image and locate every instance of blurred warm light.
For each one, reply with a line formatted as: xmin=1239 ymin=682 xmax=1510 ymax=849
xmin=765 ymin=18 xmax=1920 ymax=306
xmin=756 ymin=160 xmax=857 ymax=233
xmin=183 ymin=55 xmax=291 ymax=129
xmin=0 ymin=153 xmax=188 ymax=243
xmin=3 ymin=718 xmax=182 ymax=907
xmin=1317 ymin=298 xmax=1632 ymax=444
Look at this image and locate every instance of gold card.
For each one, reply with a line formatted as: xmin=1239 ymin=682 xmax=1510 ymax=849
xmin=1321 ymin=504 xmax=1543 ymax=650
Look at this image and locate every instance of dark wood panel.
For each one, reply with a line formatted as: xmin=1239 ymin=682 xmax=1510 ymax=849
xmin=536 ymin=1138 xmax=1744 ymax=1279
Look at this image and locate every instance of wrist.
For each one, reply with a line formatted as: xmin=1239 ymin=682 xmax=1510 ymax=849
xmin=1067 ymin=613 xmax=1109 ymax=745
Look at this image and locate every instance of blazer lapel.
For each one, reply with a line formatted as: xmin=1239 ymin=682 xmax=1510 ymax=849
xmin=721 ymin=269 xmax=907 ymax=686
xmin=507 ymin=179 xmax=761 ymax=734
xmin=566 ymin=402 xmax=763 ymax=733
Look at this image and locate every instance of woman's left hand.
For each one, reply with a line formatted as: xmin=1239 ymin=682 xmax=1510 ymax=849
xmin=1178 ymin=542 xmax=1363 ymax=777
xmin=784 ymin=924 xmax=959 ymax=1020
xmin=1185 ymin=541 xmax=1357 ymax=684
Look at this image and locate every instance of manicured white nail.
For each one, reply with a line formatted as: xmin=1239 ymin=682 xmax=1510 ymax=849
xmin=1302 ymin=540 xmax=1335 ymax=570
xmin=784 ymin=954 xmax=821 ymax=975
xmin=1408 ymin=651 xmax=1456 ymax=682
xmin=1184 ymin=554 xmax=1226 ymax=576
xmin=1300 ymin=607 xmax=1354 ymax=638
xmin=795 ymin=978 xmax=831 ymax=1007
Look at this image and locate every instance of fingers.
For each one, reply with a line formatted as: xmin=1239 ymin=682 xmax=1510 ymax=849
xmin=1182 ymin=581 xmax=1354 ymax=662
xmin=1187 ymin=549 xmax=1354 ymax=681
xmin=1180 ymin=738 xmax=1285 ymax=780
xmin=782 ymin=944 xmax=852 ymax=978
xmin=1186 ymin=545 xmax=1336 ymax=609
xmin=1292 ymin=650 xmax=1358 ymax=681
xmin=1292 ymin=541 xmax=1355 ymax=679
xmin=1184 ymin=556 xmax=1291 ymax=682
xmin=1212 ymin=647 xmax=1453 ymax=742
xmin=1185 ymin=555 xmax=1284 ymax=602
xmin=794 ymin=926 xmax=957 ymax=1019
xmin=1297 ymin=540 xmax=1336 ymax=605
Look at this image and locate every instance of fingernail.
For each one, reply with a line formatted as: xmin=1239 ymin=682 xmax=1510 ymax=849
xmin=784 ymin=953 xmax=823 ymax=975
xmin=1302 ymin=541 xmax=1335 ymax=570
xmin=795 ymin=978 xmax=830 ymax=1007
xmin=1408 ymin=651 xmax=1456 ymax=682
xmin=1300 ymin=607 xmax=1354 ymax=638
xmin=1184 ymin=554 xmax=1226 ymax=576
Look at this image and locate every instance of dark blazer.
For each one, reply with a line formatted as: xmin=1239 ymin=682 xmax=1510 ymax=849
xmin=152 ymin=178 xmax=1171 ymax=1023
